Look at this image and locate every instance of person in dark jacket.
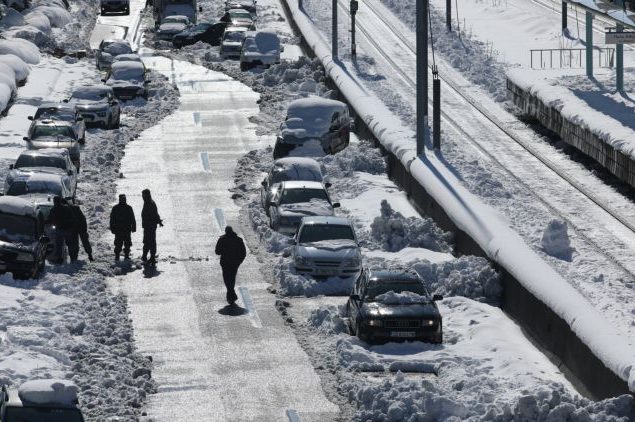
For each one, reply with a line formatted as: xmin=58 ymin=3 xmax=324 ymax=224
xmin=69 ymin=203 xmax=93 ymax=262
xmin=214 ymin=226 xmax=247 ymax=305
xmin=109 ymin=194 xmax=136 ymax=261
xmin=141 ymin=189 xmax=162 ymax=264
xmin=47 ymin=196 xmax=74 ymax=264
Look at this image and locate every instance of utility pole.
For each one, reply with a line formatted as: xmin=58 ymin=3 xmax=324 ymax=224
xmin=446 ymin=0 xmax=451 ymax=30
xmin=585 ymin=11 xmax=593 ymax=78
xmin=433 ymin=67 xmax=441 ymax=149
xmin=332 ymin=0 xmax=338 ymax=59
xmin=562 ymin=1 xmax=567 ymax=31
xmin=350 ymin=0 xmax=358 ymax=57
xmin=416 ymin=0 xmax=428 ymax=156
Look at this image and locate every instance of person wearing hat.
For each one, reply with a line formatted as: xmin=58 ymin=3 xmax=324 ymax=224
xmin=214 ymin=226 xmax=247 ymax=305
xmin=141 ymin=188 xmax=163 ymax=264
xmin=109 ymin=194 xmax=136 ymax=261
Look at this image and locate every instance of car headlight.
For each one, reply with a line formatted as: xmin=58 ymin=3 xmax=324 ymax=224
xmin=343 ymin=258 xmax=361 ymax=267
xmin=367 ymin=319 xmax=382 ymax=327
xmin=16 ymin=252 xmax=34 ymax=262
xmin=423 ymin=319 xmax=436 ymax=327
xmin=294 ymin=255 xmax=310 ymax=266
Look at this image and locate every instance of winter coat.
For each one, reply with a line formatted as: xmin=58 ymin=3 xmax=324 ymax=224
xmin=110 ymin=203 xmax=136 ymax=233
xmin=142 ymin=200 xmax=162 ymax=230
xmin=47 ymin=204 xmax=74 ymax=231
xmin=69 ymin=205 xmax=88 ymax=234
xmin=215 ymin=232 xmax=247 ymax=268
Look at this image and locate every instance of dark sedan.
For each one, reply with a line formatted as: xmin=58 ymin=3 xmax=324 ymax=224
xmin=172 ymin=22 xmax=226 ymax=48
xmin=347 ymin=269 xmax=443 ymax=344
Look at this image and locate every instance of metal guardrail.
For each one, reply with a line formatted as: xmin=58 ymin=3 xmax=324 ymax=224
xmin=530 ymin=47 xmax=615 ymax=69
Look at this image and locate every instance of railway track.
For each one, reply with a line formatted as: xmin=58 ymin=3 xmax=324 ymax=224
xmin=335 ymin=0 xmax=635 ymax=278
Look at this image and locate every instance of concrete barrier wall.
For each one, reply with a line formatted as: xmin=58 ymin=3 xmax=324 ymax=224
xmin=507 ymin=78 xmax=635 ymax=188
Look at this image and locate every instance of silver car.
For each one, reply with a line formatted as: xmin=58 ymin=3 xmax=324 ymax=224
xmin=104 ymin=61 xmax=148 ymax=100
xmin=10 ymin=149 xmax=78 ymax=193
xmin=65 ymin=85 xmax=121 ymax=129
xmin=293 ymin=216 xmax=362 ymax=278
xmin=96 ymin=39 xmax=133 ymax=71
xmin=28 ymin=102 xmax=86 ymax=143
xmin=22 ymin=121 xmax=81 ymax=170
xmin=156 ymin=15 xmax=191 ymax=40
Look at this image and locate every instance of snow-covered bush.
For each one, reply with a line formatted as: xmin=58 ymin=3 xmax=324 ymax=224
xmin=371 ymin=200 xmax=453 ymax=253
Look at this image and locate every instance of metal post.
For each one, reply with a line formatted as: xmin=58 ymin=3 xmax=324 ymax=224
xmin=446 ymin=0 xmax=451 ymax=30
xmin=617 ymin=24 xmax=624 ymax=91
xmin=586 ymin=11 xmax=593 ymax=77
xmin=332 ymin=0 xmax=338 ymax=59
xmin=299 ymin=0 xmax=302 ymax=11
xmin=416 ymin=0 xmax=428 ymax=156
xmin=562 ymin=1 xmax=567 ymax=30
xmin=433 ymin=70 xmax=441 ymax=149
xmin=350 ymin=0 xmax=358 ymax=57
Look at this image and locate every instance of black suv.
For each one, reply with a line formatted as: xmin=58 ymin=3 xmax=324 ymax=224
xmin=0 ymin=197 xmax=49 ymax=279
xmin=1 ymin=380 xmax=84 ymax=421
xmin=346 ymin=269 xmax=443 ymax=344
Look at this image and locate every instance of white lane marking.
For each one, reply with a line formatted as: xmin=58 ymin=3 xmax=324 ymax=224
xmin=286 ymin=409 xmax=301 ymax=422
xmin=213 ymin=208 xmax=225 ymax=231
xmin=238 ymin=287 xmax=262 ymax=328
xmin=193 ymin=111 xmax=201 ymax=126
xmin=200 ymin=152 xmax=210 ymax=171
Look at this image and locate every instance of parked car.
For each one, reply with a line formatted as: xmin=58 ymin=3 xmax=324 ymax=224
xmin=240 ymin=30 xmax=281 ymax=71
xmin=28 ymin=102 xmax=86 ymax=143
xmin=0 ymin=197 xmax=49 ymax=279
xmin=172 ymin=21 xmax=226 ymax=48
xmin=22 ymin=120 xmax=81 ymax=170
xmin=260 ymin=157 xmax=327 ymax=213
xmin=346 ymin=269 xmax=443 ymax=344
xmin=220 ymin=26 xmax=248 ymax=59
xmin=274 ymin=98 xmax=351 ymax=158
xmin=4 ymin=170 xmax=75 ymax=203
xmin=220 ymin=8 xmax=256 ymax=30
xmin=104 ymin=61 xmax=148 ymax=100
xmin=95 ymin=39 xmax=133 ymax=71
xmin=112 ymin=53 xmax=143 ymax=64
xmin=100 ymin=0 xmax=129 ymax=15
xmin=156 ymin=15 xmax=191 ymax=41
xmin=1 ymin=379 xmax=84 ymax=421
xmin=268 ymin=181 xmax=338 ymax=234
xmin=292 ymin=216 xmax=361 ymax=278
xmin=225 ymin=0 xmax=256 ymax=15
xmin=11 ymin=149 xmax=77 ymax=179
xmin=65 ymin=85 xmax=121 ymax=129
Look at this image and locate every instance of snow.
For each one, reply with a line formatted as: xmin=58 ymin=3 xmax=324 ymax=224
xmin=0 ymin=196 xmax=38 ymax=217
xmin=0 ymin=63 xmax=18 ymax=92
xmin=0 ymin=8 xmax=26 ymax=28
xmin=279 ymin=198 xmax=333 ymax=216
xmin=18 ymin=379 xmax=78 ymax=405
xmin=24 ymin=12 xmax=53 ymax=33
xmin=0 ymin=54 xmax=31 ymax=83
xmin=30 ymin=6 xmax=72 ymax=28
xmin=0 ymin=39 xmax=41 ymax=64
xmin=374 ymin=290 xmax=429 ymax=305
xmin=0 ymin=83 xmax=13 ymax=114
xmin=275 ymin=257 xmax=356 ymax=296
xmin=281 ymin=97 xmax=347 ymax=138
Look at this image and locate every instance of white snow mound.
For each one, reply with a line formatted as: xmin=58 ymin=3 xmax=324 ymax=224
xmin=375 ymin=290 xmax=427 ymax=305
xmin=541 ymin=219 xmax=573 ymax=261
xmin=0 ymin=39 xmax=41 ymax=64
xmin=0 ymin=54 xmax=30 ymax=82
xmin=18 ymin=379 xmax=78 ymax=405
xmin=30 ymin=6 xmax=71 ymax=27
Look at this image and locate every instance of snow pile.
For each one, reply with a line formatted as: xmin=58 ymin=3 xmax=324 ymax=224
xmin=541 ymin=219 xmax=573 ymax=261
xmin=247 ymin=201 xmax=293 ymax=253
xmin=30 ymin=5 xmax=71 ymax=27
xmin=375 ymin=290 xmax=428 ymax=305
xmin=320 ymin=139 xmax=387 ymax=178
xmin=370 ymin=200 xmax=453 ymax=253
xmin=18 ymin=379 xmax=78 ymax=405
xmin=0 ymin=39 xmax=40 ymax=64
xmin=307 ymin=304 xmax=348 ymax=334
xmin=0 ymin=54 xmax=31 ymax=82
xmin=274 ymin=257 xmax=355 ymax=296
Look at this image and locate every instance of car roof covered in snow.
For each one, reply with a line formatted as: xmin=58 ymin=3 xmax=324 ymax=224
xmin=110 ymin=61 xmax=145 ymax=73
xmin=300 ymin=216 xmax=351 ymax=226
xmin=102 ymin=40 xmax=132 ymax=55
xmin=367 ymin=269 xmax=422 ymax=284
xmin=280 ymin=180 xmax=325 ymax=190
xmin=72 ymin=84 xmax=113 ymax=95
xmin=0 ymin=196 xmax=38 ymax=217
xmin=287 ymin=97 xmax=347 ymax=116
xmin=37 ymin=102 xmax=75 ymax=112
xmin=113 ymin=53 xmax=142 ymax=63
xmin=15 ymin=379 xmax=80 ymax=407
xmin=9 ymin=171 xmax=64 ymax=184
xmin=272 ymin=157 xmax=323 ymax=180
xmin=32 ymin=119 xmax=74 ymax=128
xmin=18 ymin=148 xmax=69 ymax=158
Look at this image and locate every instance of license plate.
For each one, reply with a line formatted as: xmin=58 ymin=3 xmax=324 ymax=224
xmin=120 ymin=96 xmax=133 ymax=100
xmin=391 ymin=331 xmax=416 ymax=338
xmin=316 ymin=268 xmax=337 ymax=276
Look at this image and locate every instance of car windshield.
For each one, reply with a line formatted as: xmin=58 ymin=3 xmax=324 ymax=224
xmin=230 ymin=10 xmax=251 ymax=19
xmin=70 ymin=88 xmax=109 ymax=101
xmin=111 ymin=66 xmax=144 ymax=82
xmin=164 ymin=16 xmax=189 ymax=24
xmin=299 ymin=224 xmax=354 ymax=243
xmin=365 ymin=282 xmax=428 ymax=301
xmin=15 ymin=155 xmax=67 ymax=170
xmin=34 ymin=108 xmax=75 ymax=121
xmin=32 ymin=126 xmax=75 ymax=139
xmin=6 ymin=180 xmax=63 ymax=196
xmin=279 ymin=188 xmax=327 ymax=205
xmin=223 ymin=31 xmax=245 ymax=42
xmin=4 ymin=407 xmax=84 ymax=422
xmin=0 ymin=213 xmax=36 ymax=243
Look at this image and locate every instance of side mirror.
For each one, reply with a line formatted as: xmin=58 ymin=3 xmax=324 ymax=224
xmin=27 ymin=116 xmax=33 ymax=120
xmin=268 ymin=201 xmax=276 ymax=207
xmin=324 ymin=182 xmax=332 ymax=188
xmin=280 ymin=45 xmax=285 ymax=52
xmin=22 ymin=137 xmax=29 ymax=141
xmin=101 ymin=78 xmax=106 ymax=83
xmin=433 ymin=294 xmax=443 ymax=301
xmin=8 ymin=164 xmax=13 ymax=170
xmin=77 ymin=117 xmax=84 ymax=121
xmin=111 ymin=100 xmax=119 ymax=106
xmin=261 ymin=180 xmax=267 ymax=187
xmin=332 ymin=202 xmax=340 ymax=208
xmin=350 ymin=294 xmax=360 ymax=301
xmin=62 ymin=99 xmax=69 ymax=103
xmin=198 ymin=5 xmax=202 ymax=11
xmin=67 ymin=170 xmax=73 ymax=176
xmin=144 ymin=80 xmax=150 ymax=85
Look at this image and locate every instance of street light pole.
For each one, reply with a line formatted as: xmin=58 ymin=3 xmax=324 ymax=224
xmin=416 ymin=0 xmax=428 ymax=156
xmin=350 ymin=0 xmax=358 ymax=57
xmin=333 ymin=0 xmax=338 ymax=59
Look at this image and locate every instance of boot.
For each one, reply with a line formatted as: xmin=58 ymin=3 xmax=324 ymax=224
xmin=115 ymin=254 xmax=120 ymax=262
xmin=124 ymin=253 xmax=130 ymax=260
xmin=88 ymin=254 xmax=94 ymax=262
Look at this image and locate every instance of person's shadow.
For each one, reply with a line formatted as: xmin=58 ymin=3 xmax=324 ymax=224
xmin=218 ymin=304 xmax=248 ymax=316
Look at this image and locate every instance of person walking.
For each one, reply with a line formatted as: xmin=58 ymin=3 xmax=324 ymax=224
xmin=141 ymin=189 xmax=162 ymax=264
xmin=109 ymin=194 xmax=136 ymax=261
xmin=214 ymin=226 xmax=247 ymax=305
xmin=69 ymin=203 xmax=94 ymax=262
xmin=47 ymin=196 xmax=74 ymax=264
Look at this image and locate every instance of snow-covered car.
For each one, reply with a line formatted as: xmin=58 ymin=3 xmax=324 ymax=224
xmin=0 ymin=379 xmax=84 ymax=421
xmin=65 ymin=85 xmax=121 ymax=129
xmin=0 ymin=197 xmax=49 ymax=279
xmin=260 ymin=157 xmax=328 ymax=213
xmin=292 ymin=216 xmax=361 ymax=278
xmin=95 ymin=39 xmax=133 ymax=71
xmin=220 ymin=26 xmax=248 ymax=59
xmin=220 ymin=8 xmax=256 ymax=30
xmin=100 ymin=0 xmax=129 ymax=15
xmin=172 ymin=21 xmax=225 ymax=48
xmin=224 ymin=0 xmax=256 ymax=15
xmin=112 ymin=53 xmax=143 ymax=64
xmin=104 ymin=61 xmax=148 ymax=100
xmin=10 ymin=148 xmax=77 ymax=193
xmin=156 ymin=15 xmax=191 ymax=41
xmin=240 ymin=30 xmax=280 ymax=71
xmin=23 ymin=120 xmax=81 ymax=170
xmin=268 ymin=180 xmax=339 ymax=234
xmin=346 ymin=269 xmax=443 ymax=344
xmin=274 ymin=98 xmax=351 ymax=159
xmin=4 ymin=169 xmax=75 ymax=203
xmin=28 ymin=102 xmax=86 ymax=143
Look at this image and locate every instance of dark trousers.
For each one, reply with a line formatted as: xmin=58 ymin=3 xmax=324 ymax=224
xmin=142 ymin=228 xmax=157 ymax=259
xmin=54 ymin=229 xmax=73 ymax=263
xmin=221 ymin=264 xmax=240 ymax=304
xmin=69 ymin=231 xmax=92 ymax=261
xmin=113 ymin=231 xmax=132 ymax=257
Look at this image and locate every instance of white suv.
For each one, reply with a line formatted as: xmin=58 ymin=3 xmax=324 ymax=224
xmin=293 ymin=216 xmax=362 ymax=278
